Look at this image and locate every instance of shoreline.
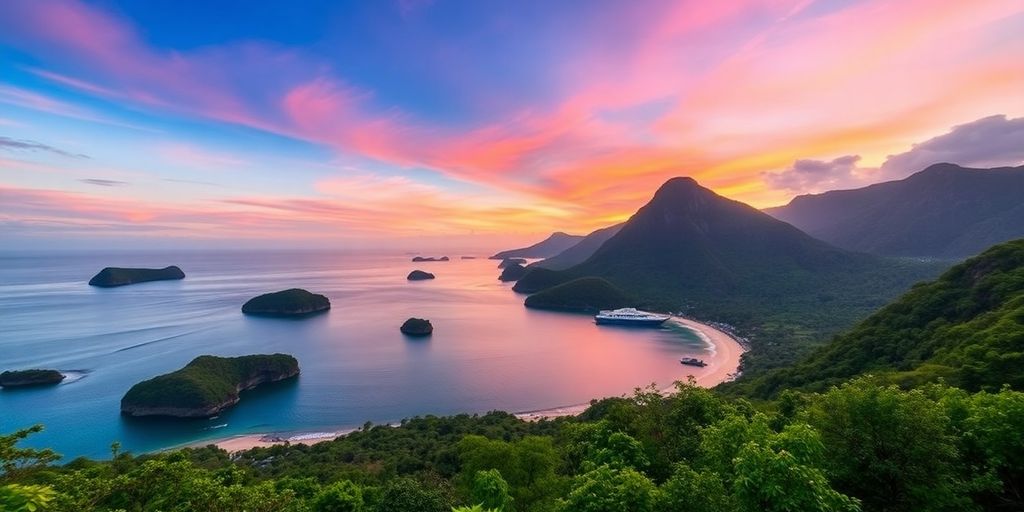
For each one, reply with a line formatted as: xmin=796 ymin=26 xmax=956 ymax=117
xmin=196 ymin=316 xmax=746 ymax=452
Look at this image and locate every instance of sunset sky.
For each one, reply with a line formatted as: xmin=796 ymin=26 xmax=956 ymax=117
xmin=1 ymin=0 xmax=1023 ymax=249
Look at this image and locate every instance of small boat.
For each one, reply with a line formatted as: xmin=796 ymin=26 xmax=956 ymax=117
xmin=594 ymin=308 xmax=670 ymax=326
xmin=680 ymin=357 xmax=707 ymax=367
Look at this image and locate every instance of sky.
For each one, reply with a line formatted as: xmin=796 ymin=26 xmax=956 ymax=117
xmin=1 ymin=0 xmax=1022 ymax=250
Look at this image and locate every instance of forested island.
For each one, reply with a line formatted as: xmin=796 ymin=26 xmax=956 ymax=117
xmin=87 ymin=266 xmax=185 ymax=287
xmin=120 ymin=354 xmax=300 ymax=418
xmin=242 ymin=289 xmax=331 ymax=317
xmin=0 ymin=369 xmax=64 ymax=388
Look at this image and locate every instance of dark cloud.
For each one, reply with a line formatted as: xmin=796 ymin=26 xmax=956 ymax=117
xmin=0 ymin=136 xmax=89 ymax=159
xmin=879 ymin=115 xmax=1024 ymax=179
xmin=766 ymin=115 xmax=1024 ymax=194
xmin=80 ymin=179 xmax=129 ymax=187
xmin=764 ymin=155 xmax=863 ymax=192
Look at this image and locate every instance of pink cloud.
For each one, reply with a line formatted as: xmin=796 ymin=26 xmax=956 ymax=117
xmin=2 ymin=0 xmax=1022 ymax=218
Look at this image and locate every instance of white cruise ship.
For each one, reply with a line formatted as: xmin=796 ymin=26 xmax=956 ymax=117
xmin=594 ymin=308 xmax=670 ymax=326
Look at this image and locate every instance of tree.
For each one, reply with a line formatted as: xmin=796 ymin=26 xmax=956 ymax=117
xmin=0 ymin=484 xmax=56 ymax=512
xmin=732 ymin=441 xmax=859 ymax=512
xmin=561 ymin=465 xmax=658 ymax=512
xmin=940 ymin=385 xmax=1024 ymax=509
xmin=803 ymin=378 xmax=967 ymax=511
xmin=376 ymin=478 xmax=453 ymax=512
xmin=471 ymin=469 xmax=513 ymax=512
xmin=0 ymin=425 xmax=60 ymax=479
xmin=314 ymin=480 xmax=365 ymax=512
xmin=458 ymin=435 xmax=563 ymax=510
xmin=657 ymin=464 xmax=733 ymax=512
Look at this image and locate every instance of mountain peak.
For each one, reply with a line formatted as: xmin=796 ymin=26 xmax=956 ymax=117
xmin=647 ymin=176 xmax=712 ymax=205
xmin=912 ymin=162 xmax=966 ymax=178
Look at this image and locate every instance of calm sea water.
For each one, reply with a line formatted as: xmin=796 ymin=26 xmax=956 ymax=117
xmin=0 ymin=251 xmax=709 ymax=459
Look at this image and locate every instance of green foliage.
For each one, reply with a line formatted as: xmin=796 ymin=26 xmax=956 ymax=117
xmin=451 ymin=505 xmax=498 ymax=512
xmin=735 ymin=239 xmax=1024 ymax=397
xmin=376 ymin=477 xmax=453 ymax=512
xmin=0 ymin=425 xmax=60 ymax=479
xmin=732 ymin=441 xmax=859 ymax=512
xmin=313 ymin=480 xmax=365 ymax=512
xmin=563 ymin=422 xmax=648 ymax=471
xmin=560 ymin=465 xmax=658 ymax=512
xmin=121 ymin=354 xmax=299 ymax=411
xmin=458 ymin=435 xmax=564 ymax=511
xmin=6 ymin=377 xmax=1024 ymax=511
xmin=657 ymin=464 xmax=732 ymax=512
xmin=470 ymin=469 xmax=512 ymax=512
xmin=803 ymin=378 xmax=965 ymax=512
xmin=523 ymin=277 xmax=634 ymax=312
xmin=0 ymin=484 xmax=57 ymax=512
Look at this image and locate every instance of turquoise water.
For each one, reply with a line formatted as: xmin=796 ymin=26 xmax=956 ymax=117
xmin=0 ymin=251 xmax=709 ymax=460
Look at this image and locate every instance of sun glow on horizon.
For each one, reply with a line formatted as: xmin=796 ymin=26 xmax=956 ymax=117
xmin=1 ymin=0 xmax=1022 ymax=249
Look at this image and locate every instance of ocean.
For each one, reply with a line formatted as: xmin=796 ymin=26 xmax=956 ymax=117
xmin=0 ymin=251 xmax=710 ymax=459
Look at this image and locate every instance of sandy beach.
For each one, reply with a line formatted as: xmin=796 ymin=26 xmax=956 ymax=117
xmin=199 ymin=316 xmax=745 ymax=452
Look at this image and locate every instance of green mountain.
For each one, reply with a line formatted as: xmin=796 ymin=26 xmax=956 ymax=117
xmin=731 ymin=238 xmax=1024 ymax=397
xmin=490 ymin=232 xmax=584 ymax=260
xmin=517 ymin=176 xmax=946 ymax=373
xmin=766 ymin=163 xmax=1024 ymax=258
xmin=524 ymin=277 xmax=633 ymax=312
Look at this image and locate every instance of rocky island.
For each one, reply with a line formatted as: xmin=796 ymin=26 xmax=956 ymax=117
xmin=242 ymin=288 xmax=330 ymax=317
xmin=407 ymin=270 xmax=436 ymax=281
xmin=412 ymin=256 xmax=449 ymax=262
xmin=0 ymin=369 xmax=65 ymax=388
xmin=88 ymin=266 xmax=185 ymax=287
xmin=120 ymin=354 xmax=300 ymax=418
xmin=400 ymin=318 xmax=433 ymax=336
xmin=498 ymin=263 xmax=528 ymax=282
xmin=524 ymin=277 xmax=633 ymax=312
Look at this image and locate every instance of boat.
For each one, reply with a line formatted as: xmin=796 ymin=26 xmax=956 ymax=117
xmin=680 ymin=357 xmax=707 ymax=367
xmin=594 ymin=308 xmax=670 ymax=326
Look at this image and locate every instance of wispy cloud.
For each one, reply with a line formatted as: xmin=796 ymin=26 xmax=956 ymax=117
xmin=79 ymin=178 xmax=128 ymax=187
xmin=0 ymin=136 xmax=88 ymax=159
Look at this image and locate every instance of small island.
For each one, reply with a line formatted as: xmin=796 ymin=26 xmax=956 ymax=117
xmin=400 ymin=318 xmax=433 ymax=336
xmin=498 ymin=263 xmax=528 ymax=282
xmin=242 ymin=288 xmax=330 ymax=317
xmin=412 ymin=256 xmax=450 ymax=262
xmin=497 ymin=257 xmax=527 ymax=269
xmin=523 ymin=277 xmax=634 ymax=312
xmin=88 ymin=266 xmax=185 ymax=287
xmin=460 ymin=256 xmax=477 ymax=259
xmin=407 ymin=270 xmax=436 ymax=281
xmin=120 ymin=354 xmax=300 ymax=418
xmin=0 ymin=369 xmax=65 ymax=388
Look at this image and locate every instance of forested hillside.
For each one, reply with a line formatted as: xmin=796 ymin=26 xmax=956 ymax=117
xmin=3 ymin=378 xmax=1023 ymax=511
xmin=727 ymin=239 xmax=1024 ymax=398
